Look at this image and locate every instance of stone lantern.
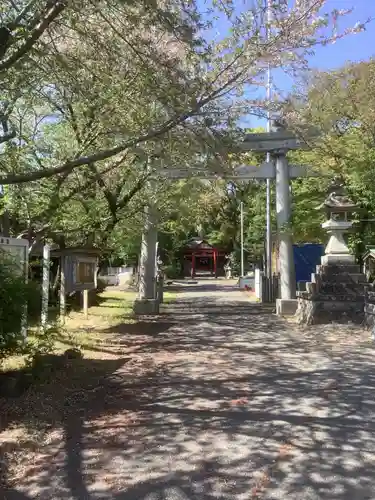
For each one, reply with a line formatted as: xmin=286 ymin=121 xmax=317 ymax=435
xmin=296 ymin=180 xmax=368 ymax=325
xmin=317 ymin=180 xmax=358 ymax=265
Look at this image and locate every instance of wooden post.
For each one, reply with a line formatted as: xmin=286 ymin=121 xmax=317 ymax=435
xmin=83 ymin=289 xmax=89 ymax=319
xmin=60 ymin=258 xmax=66 ymax=323
xmin=213 ymin=250 xmax=217 ymax=278
xmin=191 ymin=253 xmax=196 ymax=278
xmin=41 ymin=244 xmax=50 ymax=327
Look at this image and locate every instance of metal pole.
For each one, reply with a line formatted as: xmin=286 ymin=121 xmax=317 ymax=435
xmin=265 ymin=0 xmax=273 ymax=287
xmin=240 ymin=201 xmax=244 ymax=277
xmin=266 ymin=180 xmax=272 ymax=267
xmin=276 ymin=154 xmax=296 ymax=299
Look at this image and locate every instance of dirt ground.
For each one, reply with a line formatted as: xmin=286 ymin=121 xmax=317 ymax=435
xmin=1 ymin=281 xmax=375 ymax=500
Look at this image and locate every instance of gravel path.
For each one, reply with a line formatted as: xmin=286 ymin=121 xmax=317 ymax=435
xmin=3 ymin=280 xmax=375 ymax=500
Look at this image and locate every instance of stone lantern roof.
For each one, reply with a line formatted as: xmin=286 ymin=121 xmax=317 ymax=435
xmin=316 ymin=179 xmax=357 ymax=216
xmin=319 ymin=192 xmax=357 ymax=212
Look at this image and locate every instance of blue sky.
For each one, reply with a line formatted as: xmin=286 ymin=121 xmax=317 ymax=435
xmin=307 ymin=0 xmax=375 ymax=69
xmin=198 ymin=0 xmax=375 ymax=126
xmin=269 ymin=0 xmax=375 ymax=125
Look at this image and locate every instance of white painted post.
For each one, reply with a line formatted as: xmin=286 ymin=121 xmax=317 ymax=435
xmin=240 ymin=201 xmax=244 ymax=277
xmin=41 ymin=244 xmax=50 ymax=327
xmin=60 ymin=259 xmax=66 ymax=323
xmin=154 ymin=240 xmax=159 ymax=298
xmin=275 ymin=154 xmax=296 ymax=300
xmin=83 ymin=289 xmax=89 ymax=319
xmin=255 ymin=268 xmax=263 ymax=300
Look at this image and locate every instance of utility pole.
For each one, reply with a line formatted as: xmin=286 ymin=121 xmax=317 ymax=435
xmin=265 ymin=0 xmax=273 ymax=295
xmin=240 ymin=201 xmax=244 ymax=276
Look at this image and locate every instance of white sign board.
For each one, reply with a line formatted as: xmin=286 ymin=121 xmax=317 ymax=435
xmin=0 ymin=237 xmax=29 ymax=337
xmin=0 ymin=236 xmax=29 ymax=278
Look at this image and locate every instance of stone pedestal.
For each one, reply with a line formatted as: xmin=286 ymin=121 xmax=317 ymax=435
xmin=364 ymin=288 xmax=375 ymax=327
xmin=296 ymin=264 xmax=367 ymax=325
xmin=133 ymin=298 xmax=160 ymax=315
xmin=296 ymin=218 xmax=368 ymax=324
xmin=276 ymin=298 xmax=298 ymax=316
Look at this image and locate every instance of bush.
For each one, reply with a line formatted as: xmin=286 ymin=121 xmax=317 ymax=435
xmin=96 ymin=278 xmax=107 ymax=292
xmin=227 ymin=250 xmax=241 ymax=277
xmin=0 ymin=254 xmax=39 ymax=360
xmin=163 ymin=261 xmax=182 ymax=279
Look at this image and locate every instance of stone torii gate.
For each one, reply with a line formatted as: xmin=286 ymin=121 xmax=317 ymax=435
xmin=237 ymin=128 xmax=317 ymax=315
xmin=134 ymin=127 xmax=317 ymax=316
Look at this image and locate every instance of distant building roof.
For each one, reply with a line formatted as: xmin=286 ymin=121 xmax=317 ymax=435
xmin=364 ymin=248 xmax=375 ymax=260
xmin=184 ymin=238 xmax=214 ymax=250
xmin=30 ymin=244 xmax=100 ymax=257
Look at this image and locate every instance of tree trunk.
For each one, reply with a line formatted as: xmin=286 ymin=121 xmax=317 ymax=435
xmin=0 ymin=210 xmax=10 ymax=236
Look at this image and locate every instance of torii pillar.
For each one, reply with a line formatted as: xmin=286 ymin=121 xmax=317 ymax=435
xmin=134 ymin=163 xmax=160 ymax=315
xmin=275 ymin=153 xmax=296 ymax=304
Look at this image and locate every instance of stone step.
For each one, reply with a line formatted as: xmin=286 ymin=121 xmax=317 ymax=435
xmin=318 ymin=273 xmax=367 ymax=284
xmin=318 ymin=282 xmax=365 ymax=293
xmin=318 ymin=264 xmax=361 ymax=275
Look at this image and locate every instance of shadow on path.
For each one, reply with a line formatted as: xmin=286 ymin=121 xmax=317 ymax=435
xmin=2 ymin=281 xmax=375 ymax=500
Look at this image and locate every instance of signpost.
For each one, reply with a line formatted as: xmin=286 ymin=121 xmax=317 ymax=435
xmin=51 ymin=248 xmax=99 ymax=321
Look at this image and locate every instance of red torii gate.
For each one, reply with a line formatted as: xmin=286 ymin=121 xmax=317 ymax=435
xmin=182 ymin=238 xmax=226 ymax=278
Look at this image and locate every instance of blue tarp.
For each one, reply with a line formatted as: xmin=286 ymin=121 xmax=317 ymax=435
xmin=293 ymin=244 xmax=324 ymax=283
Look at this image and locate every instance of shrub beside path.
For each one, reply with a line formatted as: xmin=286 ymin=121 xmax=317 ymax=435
xmin=1 ymin=280 xmax=375 ymax=499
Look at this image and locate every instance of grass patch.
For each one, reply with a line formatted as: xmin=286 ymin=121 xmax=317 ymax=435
xmin=0 ymin=286 xmax=167 ymax=490
xmin=1 ymin=287 xmax=176 ymax=374
xmin=55 ymin=288 xmax=137 ymax=353
xmin=163 ymin=290 xmax=177 ymax=304
xmin=1 ymin=288 xmax=137 ymax=373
